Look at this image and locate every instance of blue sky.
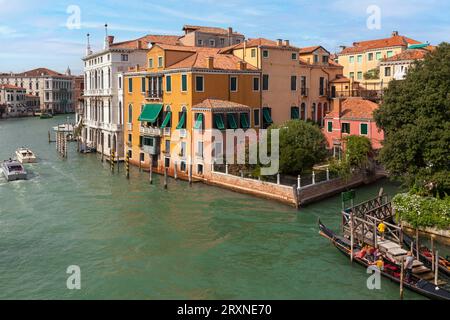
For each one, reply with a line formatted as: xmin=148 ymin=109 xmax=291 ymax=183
xmin=1 ymin=0 xmax=449 ymax=75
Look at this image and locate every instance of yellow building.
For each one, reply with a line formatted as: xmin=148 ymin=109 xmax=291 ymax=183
xmin=337 ymin=31 xmax=421 ymax=89
xmin=222 ymin=39 xmax=344 ymax=126
xmin=123 ymin=44 xmax=260 ymax=179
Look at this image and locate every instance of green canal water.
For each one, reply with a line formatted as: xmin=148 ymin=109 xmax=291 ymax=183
xmin=0 ymin=116 xmax=426 ymax=300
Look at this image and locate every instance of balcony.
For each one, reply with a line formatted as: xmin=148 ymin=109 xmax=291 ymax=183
xmin=127 ymin=123 xmax=133 ymax=131
xmin=301 ymin=87 xmax=309 ymax=97
xmin=145 ymin=90 xmax=163 ymax=100
xmin=140 ymin=126 xmax=162 ymax=137
xmin=163 ymin=127 xmax=171 ymax=136
xmin=179 ymin=129 xmax=187 ymax=138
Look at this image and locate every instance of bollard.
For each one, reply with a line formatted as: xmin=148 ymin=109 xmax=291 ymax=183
xmin=326 ymin=168 xmax=330 ymax=181
xmin=126 ymin=154 xmax=130 ymax=179
xmin=297 ymin=175 xmax=301 ymax=189
xmin=174 ymin=161 xmax=178 ymax=180
xmin=164 ymin=167 xmax=168 ymax=189
xmin=189 ymin=163 xmax=193 ymax=185
xmin=241 ymin=170 xmax=244 ymax=178
xmin=277 ymin=173 xmax=280 ymax=185
xmin=225 ymin=163 xmax=229 ymax=175
xmin=312 ymin=171 xmax=316 ymax=185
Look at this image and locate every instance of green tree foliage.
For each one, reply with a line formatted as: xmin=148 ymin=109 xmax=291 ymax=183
xmin=374 ymin=43 xmax=450 ymax=196
xmin=270 ymin=120 xmax=328 ymax=175
xmin=329 ymin=135 xmax=372 ymax=180
xmin=364 ymin=68 xmax=380 ymax=80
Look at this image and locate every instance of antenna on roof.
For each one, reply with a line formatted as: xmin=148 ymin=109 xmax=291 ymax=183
xmin=86 ymin=33 xmax=92 ymax=56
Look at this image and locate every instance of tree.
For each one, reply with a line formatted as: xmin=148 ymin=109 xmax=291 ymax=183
xmin=329 ymin=135 xmax=373 ymax=180
xmin=374 ymin=42 xmax=450 ymax=196
xmin=270 ymin=120 xmax=328 ymax=175
xmin=364 ymin=68 xmax=380 ymax=80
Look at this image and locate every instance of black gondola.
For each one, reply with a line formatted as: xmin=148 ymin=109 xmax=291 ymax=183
xmin=402 ymin=232 xmax=450 ymax=278
xmin=318 ymin=220 xmax=450 ymax=300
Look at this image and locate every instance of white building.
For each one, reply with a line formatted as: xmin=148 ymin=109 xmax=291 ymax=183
xmin=79 ymin=33 xmax=181 ymax=159
xmin=0 ymin=68 xmax=75 ymax=113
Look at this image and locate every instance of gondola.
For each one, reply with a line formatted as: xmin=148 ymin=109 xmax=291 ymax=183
xmin=318 ymin=220 xmax=450 ymax=300
xmin=402 ymin=233 xmax=450 ymax=278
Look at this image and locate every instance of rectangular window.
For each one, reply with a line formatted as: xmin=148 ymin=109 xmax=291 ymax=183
xmin=357 ymin=55 xmax=362 ymax=63
xmin=385 ymin=67 xmax=391 ymax=77
xmin=118 ymin=77 xmax=122 ymax=89
xmin=262 ymin=50 xmax=269 ymax=58
xmin=349 ymin=72 xmax=355 ymax=79
xmin=360 ymin=123 xmax=368 ymax=135
xmin=128 ymin=133 xmax=132 ymax=143
xmin=181 ymin=74 xmax=187 ymax=92
xmin=319 ymin=77 xmax=325 ymax=96
xmin=158 ymin=56 xmax=163 ymax=68
xmin=292 ymin=53 xmax=297 ymax=60
xmin=165 ymin=140 xmax=170 ymax=153
xmin=291 ymin=76 xmax=297 ymax=91
xmin=140 ymin=153 xmax=144 ymax=162
xmin=251 ymin=48 xmax=256 ymax=58
xmin=290 ymin=106 xmax=299 ymax=119
xmin=349 ymin=56 xmax=355 ymax=63
xmin=197 ymin=39 xmax=203 ymax=46
xmin=327 ymin=121 xmax=333 ymax=133
xmin=209 ymin=40 xmax=215 ymax=47
xmin=195 ymin=76 xmax=204 ymax=92
xmin=253 ymin=77 xmax=260 ymax=91
xmin=314 ymin=55 xmax=319 ymax=63
xmin=141 ymin=77 xmax=146 ymax=93
xmin=357 ymin=72 xmax=363 ymax=80
xmin=230 ymin=76 xmax=238 ymax=92
xmin=149 ymin=58 xmax=153 ymax=68
xmin=262 ymin=74 xmax=269 ymax=91
xmin=121 ymin=54 xmax=128 ymax=61
xmin=376 ymin=52 xmax=382 ymax=60
xmin=197 ymin=141 xmax=204 ymax=158
xmin=166 ymin=75 xmax=172 ymax=92
xmin=341 ymin=123 xmax=350 ymax=134
xmin=387 ymin=51 xmax=394 ymax=58
xmin=253 ymin=109 xmax=260 ymax=127
xmin=128 ymin=78 xmax=133 ymax=93
xmin=220 ymin=38 xmax=225 ymax=45
xmin=322 ymin=55 xmax=329 ymax=63
xmin=368 ymin=52 xmax=374 ymax=61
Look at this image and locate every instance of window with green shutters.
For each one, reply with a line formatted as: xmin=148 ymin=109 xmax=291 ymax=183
xmin=141 ymin=77 xmax=146 ymax=93
xmin=341 ymin=122 xmax=350 ymax=134
xmin=166 ymin=75 xmax=172 ymax=92
xmin=387 ymin=51 xmax=394 ymax=58
xmin=262 ymin=74 xmax=269 ymax=91
xmin=360 ymin=123 xmax=368 ymax=135
xmin=128 ymin=78 xmax=133 ymax=93
xmin=291 ymin=106 xmax=299 ymax=119
xmin=181 ymin=74 xmax=187 ymax=92
xmin=195 ymin=76 xmax=204 ymax=92
xmin=327 ymin=121 xmax=333 ymax=132
xmin=357 ymin=55 xmax=362 ymax=63
xmin=376 ymin=52 xmax=382 ymax=60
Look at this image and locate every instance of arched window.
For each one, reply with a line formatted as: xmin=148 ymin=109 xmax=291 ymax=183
xmin=311 ymin=103 xmax=316 ymax=122
xmin=300 ymin=103 xmax=306 ymax=120
xmin=118 ymin=101 xmax=122 ymax=125
xmin=128 ymin=104 xmax=132 ymax=124
xmin=108 ymin=68 xmax=111 ymax=89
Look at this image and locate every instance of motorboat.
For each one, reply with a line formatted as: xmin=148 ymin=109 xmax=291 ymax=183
xmin=15 ymin=147 xmax=37 ymax=163
xmin=40 ymin=112 xmax=53 ymax=119
xmin=1 ymin=159 xmax=27 ymax=181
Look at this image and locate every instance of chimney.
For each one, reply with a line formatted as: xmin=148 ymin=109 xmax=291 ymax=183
xmin=392 ymin=31 xmax=399 ymax=37
xmin=228 ymin=27 xmax=233 ymax=35
xmin=136 ymin=64 xmax=140 ymax=71
xmin=137 ymin=40 xmax=143 ymax=50
xmin=333 ymin=98 xmax=343 ymax=116
xmin=207 ymin=56 xmax=214 ymax=69
xmin=107 ymin=35 xmax=114 ymax=45
xmin=277 ymin=39 xmax=283 ymax=46
xmin=284 ymin=40 xmax=290 ymax=47
xmin=235 ymin=61 xmax=247 ymax=70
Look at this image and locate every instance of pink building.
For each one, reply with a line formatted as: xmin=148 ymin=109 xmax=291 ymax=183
xmin=323 ymin=98 xmax=384 ymax=158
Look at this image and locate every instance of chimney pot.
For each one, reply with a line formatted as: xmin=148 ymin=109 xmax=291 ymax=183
xmin=107 ymin=35 xmax=114 ymax=45
xmin=284 ymin=40 xmax=290 ymax=47
xmin=277 ymin=39 xmax=283 ymax=46
xmin=392 ymin=31 xmax=399 ymax=37
xmin=228 ymin=27 xmax=233 ymax=35
xmin=207 ymin=56 xmax=214 ymax=69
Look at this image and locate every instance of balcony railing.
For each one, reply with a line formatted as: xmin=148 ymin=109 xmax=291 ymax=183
xmin=127 ymin=123 xmax=133 ymax=131
xmin=145 ymin=90 xmax=163 ymax=100
xmin=301 ymin=87 xmax=309 ymax=97
xmin=140 ymin=126 xmax=162 ymax=136
xmin=163 ymin=127 xmax=171 ymax=136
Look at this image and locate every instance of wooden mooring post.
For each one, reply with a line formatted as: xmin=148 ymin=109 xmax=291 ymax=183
xmin=434 ymin=250 xmax=439 ymax=286
xmin=416 ymin=228 xmax=420 ymax=260
xmin=125 ymin=153 xmax=130 ymax=179
xmin=350 ymin=211 xmax=354 ymax=263
xmin=164 ymin=167 xmax=168 ymax=189
xmin=400 ymin=257 xmax=405 ymax=300
xmin=431 ymin=236 xmax=435 ymax=272
xmin=149 ymin=155 xmax=153 ymax=184
xmin=110 ymin=150 xmax=115 ymax=173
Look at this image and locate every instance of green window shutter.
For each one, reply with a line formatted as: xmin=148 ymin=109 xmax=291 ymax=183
xmin=360 ymin=123 xmax=368 ymax=135
xmin=128 ymin=78 xmax=133 ymax=92
xmin=227 ymin=114 xmax=238 ymax=129
xmin=291 ymin=107 xmax=299 ymax=119
xmin=214 ymin=114 xmax=225 ymax=130
xmin=240 ymin=113 xmax=250 ymax=129
xmin=166 ymin=76 xmax=172 ymax=92
xmin=194 ymin=113 xmax=204 ymax=130
xmin=160 ymin=111 xmax=172 ymax=129
xmin=181 ymin=74 xmax=187 ymax=91
xmin=141 ymin=77 xmax=146 ymax=92
xmin=327 ymin=121 xmax=333 ymax=132
xmin=176 ymin=112 xmax=186 ymax=129
xmin=263 ymin=108 xmax=273 ymax=124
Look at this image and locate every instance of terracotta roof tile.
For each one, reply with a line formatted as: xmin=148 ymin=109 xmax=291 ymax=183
xmin=230 ymin=38 xmax=299 ymax=51
xmin=14 ymin=68 xmax=64 ymax=77
xmin=299 ymin=45 xmax=325 ymax=54
xmin=192 ymin=99 xmax=251 ymax=110
xmin=340 ymin=34 xmax=421 ymax=55
xmin=382 ymin=49 xmax=429 ymax=62
xmin=110 ymin=34 xmax=181 ymax=49
xmin=326 ymin=98 xmax=379 ymax=120
xmin=0 ymin=84 xmax=26 ymax=90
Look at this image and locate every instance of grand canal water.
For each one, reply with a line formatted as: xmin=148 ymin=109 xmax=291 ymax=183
xmin=0 ymin=115 xmax=426 ymax=300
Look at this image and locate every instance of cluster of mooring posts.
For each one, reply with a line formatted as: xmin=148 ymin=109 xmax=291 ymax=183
xmin=342 ymin=189 xmax=444 ymax=299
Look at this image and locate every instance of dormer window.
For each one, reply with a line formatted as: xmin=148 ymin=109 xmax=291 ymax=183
xmin=209 ymin=39 xmax=215 ymax=47
xmin=197 ymin=39 xmax=203 ymax=46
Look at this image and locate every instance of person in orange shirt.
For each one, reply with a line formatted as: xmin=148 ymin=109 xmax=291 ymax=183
xmin=377 ymin=221 xmax=386 ymax=240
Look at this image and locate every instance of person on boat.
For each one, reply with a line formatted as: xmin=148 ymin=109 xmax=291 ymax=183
xmin=355 ymin=246 xmax=368 ymax=259
xmin=377 ymin=221 xmax=386 ymax=240
xmin=404 ymin=251 xmax=414 ymax=282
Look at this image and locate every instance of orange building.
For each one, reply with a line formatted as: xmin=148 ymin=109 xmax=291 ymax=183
xmin=122 ymin=43 xmax=260 ymax=179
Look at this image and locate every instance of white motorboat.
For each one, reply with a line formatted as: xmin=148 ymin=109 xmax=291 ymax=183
xmin=15 ymin=147 xmax=37 ymax=163
xmin=1 ymin=159 xmax=27 ymax=181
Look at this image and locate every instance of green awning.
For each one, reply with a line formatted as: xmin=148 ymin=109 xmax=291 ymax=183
xmin=194 ymin=114 xmax=203 ymax=130
xmin=176 ymin=112 xmax=186 ymax=129
xmin=138 ymin=104 xmax=163 ymax=122
xmin=214 ymin=114 xmax=225 ymax=130
xmin=291 ymin=107 xmax=299 ymax=119
xmin=263 ymin=108 xmax=273 ymax=124
xmin=160 ymin=111 xmax=171 ymax=129
xmin=408 ymin=43 xmax=428 ymax=49
xmin=240 ymin=113 xmax=250 ymax=129
xmin=227 ymin=114 xmax=238 ymax=129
